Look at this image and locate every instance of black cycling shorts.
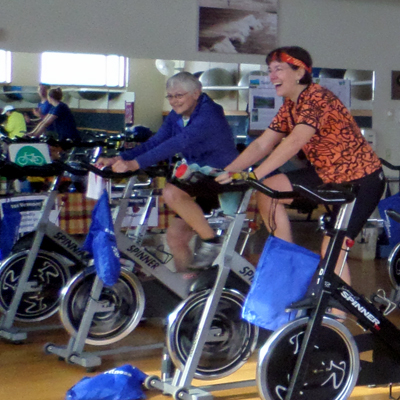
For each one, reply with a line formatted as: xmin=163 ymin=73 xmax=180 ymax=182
xmin=169 ymin=174 xmax=249 ymax=215
xmin=285 ymin=166 xmax=385 ymax=239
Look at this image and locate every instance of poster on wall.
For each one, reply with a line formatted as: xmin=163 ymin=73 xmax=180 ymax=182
xmin=198 ymin=0 xmax=278 ymax=55
xmin=249 ymin=74 xmax=283 ymax=130
xmin=314 ymin=78 xmax=351 ymax=109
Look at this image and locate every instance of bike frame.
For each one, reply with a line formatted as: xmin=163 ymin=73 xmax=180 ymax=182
xmin=0 ymin=173 xmax=77 ymax=341
xmin=0 ymin=162 xmax=147 ymax=341
xmin=115 ymin=187 xmax=256 ymax=299
xmin=45 ymin=168 xmax=257 ymax=369
xmin=273 ymin=191 xmax=400 ymax=399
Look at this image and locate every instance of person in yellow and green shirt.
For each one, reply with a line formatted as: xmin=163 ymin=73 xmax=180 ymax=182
xmin=1 ymin=105 xmax=27 ymax=139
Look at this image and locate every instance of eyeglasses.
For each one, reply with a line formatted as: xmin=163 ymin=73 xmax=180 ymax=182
xmin=165 ymin=92 xmax=188 ymax=101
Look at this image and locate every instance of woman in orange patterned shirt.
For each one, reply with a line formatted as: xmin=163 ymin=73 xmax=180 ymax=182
xmin=217 ymin=46 xmax=385 ymax=286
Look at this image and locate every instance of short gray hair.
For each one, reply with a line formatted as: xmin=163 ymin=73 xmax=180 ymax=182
xmin=166 ymin=72 xmax=202 ymax=93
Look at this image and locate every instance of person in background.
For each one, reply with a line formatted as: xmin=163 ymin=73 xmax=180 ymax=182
xmin=32 ymin=83 xmax=55 ymax=130
xmin=97 ymin=71 xmax=240 ymax=273
xmin=22 ymin=84 xmax=54 ymax=191
xmin=1 ymin=105 xmax=27 ymax=139
xmin=27 ymin=87 xmax=81 ymax=146
xmin=217 ymin=46 xmax=385 ymax=292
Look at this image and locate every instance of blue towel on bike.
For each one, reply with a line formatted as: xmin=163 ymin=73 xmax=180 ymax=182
xmin=0 ymin=202 xmax=21 ymax=261
xmin=83 ymin=189 xmax=121 ymax=286
xmin=242 ymin=235 xmax=320 ymax=331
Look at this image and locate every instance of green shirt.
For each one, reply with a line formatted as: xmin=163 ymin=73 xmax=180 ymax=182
xmin=5 ymin=111 xmax=27 ymax=138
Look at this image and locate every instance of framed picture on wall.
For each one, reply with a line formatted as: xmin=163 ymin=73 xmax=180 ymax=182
xmin=198 ymin=0 xmax=278 ymax=55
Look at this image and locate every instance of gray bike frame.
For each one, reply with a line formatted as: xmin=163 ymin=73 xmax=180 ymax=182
xmin=0 ymin=174 xmax=83 ymax=341
xmin=46 ymin=177 xmax=256 ymax=369
xmin=116 ymin=187 xmax=256 ymax=299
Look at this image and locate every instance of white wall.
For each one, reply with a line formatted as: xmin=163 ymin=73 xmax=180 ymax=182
xmin=1 ymin=0 xmax=400 ymax=163
xmin=279 ymin=0 xmax=400 ymax=166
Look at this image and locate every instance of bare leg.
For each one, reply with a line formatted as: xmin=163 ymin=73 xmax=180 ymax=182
xmin=163 ymin=183 xmax=215 ymax=239
xmin=166 ymin=218 xmax=195 ymax=272
xmin=256 ymin=173 xmax=294 ymax=243
xmin=163 ymin=183 xmax=216 ymax=271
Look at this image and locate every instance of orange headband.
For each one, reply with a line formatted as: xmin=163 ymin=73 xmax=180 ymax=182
xmin=272 ymin=52 xmax=312 ymax=74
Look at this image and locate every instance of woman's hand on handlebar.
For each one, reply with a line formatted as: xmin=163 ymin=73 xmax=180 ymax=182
xmin=111 ymin=158 xmax=139 ymax=173
xmin=216 ymin=170 xmax=257 ymax=184
xmin=215 ymin=171 xmax=235 ymax=184
xmin=96 ymin=156 xmax=121 ymax=169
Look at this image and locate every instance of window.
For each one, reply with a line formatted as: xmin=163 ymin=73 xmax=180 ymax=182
xmin=40 ymin=52 xmax=128 ymax=87
xmin=0 ymin=50 xmax=12 ymax=83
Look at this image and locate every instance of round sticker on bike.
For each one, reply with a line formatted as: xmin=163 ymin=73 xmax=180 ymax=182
xmin=15 ymin=146 xmax=47 ymax=166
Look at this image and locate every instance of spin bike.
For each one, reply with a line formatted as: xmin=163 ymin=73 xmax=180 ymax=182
xmin=46 ymin=164 xmax=259 ymax=370
xmin=377 ymin=158 xmax=400 ymax=307
xmin=0 ymin=158 xmax=164 ymax=342
xmin=144 ymin=176 xmax=400 ymax=400
xmin=0 ymin=136 xmax=127 ymax=338
xmin=247 ymin=178 xmax=400 ymax=400
xmin=0 ymin=153 xmax=147 ymax=342
xmin=0 ymin=157 xmax=93 ymax=342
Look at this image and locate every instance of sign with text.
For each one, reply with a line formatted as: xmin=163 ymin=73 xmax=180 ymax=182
xmin=0 ymin=195 xmax=59 ymax=234
xmin=249 ymin=74 xmax=283 ymax=130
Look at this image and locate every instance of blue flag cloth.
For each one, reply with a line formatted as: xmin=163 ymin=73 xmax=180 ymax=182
xmin=66 ymin=364 xmax=147 ymax=400
xmin=242 ymin=235 xmax=320 ymax=331
xmin=0 ymin=203 xmax=22 ymax=261
xmin=83 ymin=189 xmax=121 ymax=286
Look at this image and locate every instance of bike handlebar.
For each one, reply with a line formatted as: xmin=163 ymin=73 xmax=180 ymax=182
xmin=0 ymin=134 xmax=110 ymax=150
xmin=231 ymin=173 xmax=356 ymax=205
xmin=379 ymin=158 xmax=400 ymax=171
xmin=79 ymin=161 xmax=138 ymax=179
xmin=0 ymin=157 xmax=170 ymax=180
xmin=78 ymin=161 xmax=168 ymax=180
xmin=0 ymin=160 xmax=84 ymax=179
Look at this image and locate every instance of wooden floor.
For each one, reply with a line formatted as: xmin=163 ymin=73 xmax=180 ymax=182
xmin=2 ymin=218 xmax=400 ymax=400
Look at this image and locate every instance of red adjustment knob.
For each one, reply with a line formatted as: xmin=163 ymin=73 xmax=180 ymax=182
xmin=345 ymin=238 xmax=355 ymax=248
xmin=175 ymin=163 xmax=190 ymax=179
xmin=248 ymin=221 xmax=258 ymax=230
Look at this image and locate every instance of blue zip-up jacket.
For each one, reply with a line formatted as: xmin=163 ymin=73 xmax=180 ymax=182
xmin=120 ymin=93 xmax=238 ymax=169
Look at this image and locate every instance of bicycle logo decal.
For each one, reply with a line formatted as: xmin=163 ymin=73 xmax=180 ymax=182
xmin=320 ymin=360 xmax=346 ymax=389
xmin=1 ymin=260 xmax=63 ymax=315
xmin=147 ymin=245 xmax=174 ymax=264
xmin=15 ymin=146 xmax=47 ymax=166
xmin=271 ymin=331 xmax=348 ymax=399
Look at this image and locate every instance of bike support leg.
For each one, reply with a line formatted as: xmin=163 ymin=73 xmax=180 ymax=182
xmin=45 ymin=274 xmax=164 ymax=369
xmin=45 ymin=275 xmax=108 ymax=369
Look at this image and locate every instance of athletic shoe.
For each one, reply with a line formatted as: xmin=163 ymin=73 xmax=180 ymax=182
xmin=192 ymin=240 xmax=222 ymax=268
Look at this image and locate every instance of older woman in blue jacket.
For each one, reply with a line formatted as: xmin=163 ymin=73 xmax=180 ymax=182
xmin=98 ymin=72 xmax=239 ymax=272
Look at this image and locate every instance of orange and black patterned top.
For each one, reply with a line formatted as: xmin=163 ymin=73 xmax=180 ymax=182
xmin=269 ymin=83 xmax=381 ymax=184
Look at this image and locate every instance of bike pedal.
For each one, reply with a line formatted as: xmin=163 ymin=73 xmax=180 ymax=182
xmin=371 ymin=289 xmax=396 ymax=316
